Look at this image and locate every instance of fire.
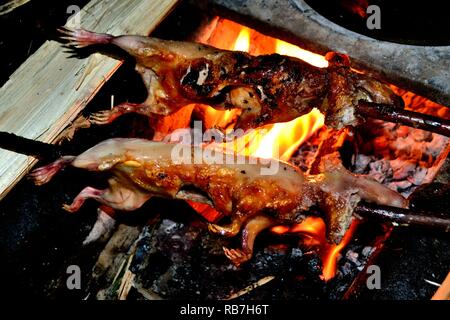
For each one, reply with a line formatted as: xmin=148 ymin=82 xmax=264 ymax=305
xmin=189 ymin=18 xmax=356 ymax=280
xmin=197 ymin=19 xmax=325 ymax=161
xmin=234 ymin=27 xmax=251 ymax=51
xmin=230 ymin=109 xmax=324 ymax=161
xmin=321 ymin=220 xmax=359 ymax=281
xmin=275 ymin=39 xmax=328 ymax=68
xmin=272 ymin=218 xmax=359 ymax=281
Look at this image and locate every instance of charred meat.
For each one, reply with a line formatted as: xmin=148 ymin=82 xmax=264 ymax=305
xmin=59 ymin=28 xmax=403 ymax=131
xmin=30 ymin=138 xmax=407 ymax=265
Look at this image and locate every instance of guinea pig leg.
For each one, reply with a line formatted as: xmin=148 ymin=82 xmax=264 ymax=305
xmin=58 ymin=27 xmax=113 ymax=48
xmin=89 ymin=102 xmax=151 ymax=125
xmin=90 ymin=70 xmax=174 ymax=125
xmin=62 ymin=186 xmax=105 ymax=213
xmin=92 ymin=177 xmax=152 ymax=211
xmin=223 ymin=214 xmax=276 ymax=266
xmin=89 ymin=99 xmax=174 ymax=126
xmin=208 ymin=214 xmax=246 ymax=237
xmin=29 ymin=156 xmax=76 ymax=185
xmin=62 ymin=178 xmax=152 ymax=213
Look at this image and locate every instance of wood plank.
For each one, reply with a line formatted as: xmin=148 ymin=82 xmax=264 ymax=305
xmin=0 ymin=0 xmax=178 ymax=200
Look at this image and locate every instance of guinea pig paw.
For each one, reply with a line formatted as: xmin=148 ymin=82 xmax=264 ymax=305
xmin=90 ymin=110 xmax=115 ymax=125
xmin=223 ymin=247 xmax=251 ymax=266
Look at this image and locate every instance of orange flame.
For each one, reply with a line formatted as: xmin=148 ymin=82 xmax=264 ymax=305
xmin=321 ymin=220 xmax=359 ymax=280
xmin=198 ymin=19 xmax=325 ymax=160
xmin=230 ymin=109 xmax=324 ymax=161
xmin=275 ymin=39 xmax=328 ymax=68
xmin=234 ymin=27 xmax=251 ymax=52
xmin=271 ymin=218 xmax=359 ymax=281
xmin=190 ymin=19 xmax=355 ymax=280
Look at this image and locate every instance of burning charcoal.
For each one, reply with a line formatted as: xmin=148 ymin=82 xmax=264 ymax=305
xmin=130 ymin=226 xmax=155 ymax=274
xmin=373 ymin=136 xmax=391 ymax=153
xmin=368 ymin=159 xmax=393 ymax=183
xmin=354 ymin=154 xmax=372 ymax=174
xmin=426 ymin=134 xmax=448 ymax=158
xmin=290 ymin=247 xmax=303 ymax=259
xmin=407 ymin=167 xmax=428 ymax=186
xmin=392 ymin=137 xmax=414 ymax=158
xmin=306 ymin=254 xmax=323 ymax=278
xmin=388 ymin=180 xmax=413 ymax=193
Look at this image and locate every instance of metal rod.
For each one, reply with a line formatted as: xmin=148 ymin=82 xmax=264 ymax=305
xmin=355 ymin=201 xmax=450 ymax=232
xmin=357 ymin=101 xmax=450 ymax=137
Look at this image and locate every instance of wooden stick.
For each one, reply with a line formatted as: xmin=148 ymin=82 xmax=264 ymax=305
xmin=355 ymin=202 xmax=450 ymax=232
xmin=224 ymin=276 xmax=275 ymax=300
xmin=0 ymin=0 xmax=179 ymax=201
xmin=432 ymin=271 xmax=450 ymax=300
xmin=357 ymin=101 xmax=450 ymax=137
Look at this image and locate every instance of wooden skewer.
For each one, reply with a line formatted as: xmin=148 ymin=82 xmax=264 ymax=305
xmin=357 ymin=101 xmax=450 ymax=137
xmin=354 ymin=201 xmax=450 ymax=232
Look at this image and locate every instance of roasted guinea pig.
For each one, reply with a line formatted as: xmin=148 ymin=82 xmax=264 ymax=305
xmin=59 ymin=28 xmax=403 ymax=131
xmin=30 ymin=138 xmax=407 ymax=265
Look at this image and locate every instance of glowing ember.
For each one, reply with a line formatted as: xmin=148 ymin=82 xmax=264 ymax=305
xmin=187 ymin=201 xmax=222 ymax=222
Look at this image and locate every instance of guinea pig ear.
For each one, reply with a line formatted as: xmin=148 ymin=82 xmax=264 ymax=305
xmin=325 ymin=52 xmax=351 ymax=67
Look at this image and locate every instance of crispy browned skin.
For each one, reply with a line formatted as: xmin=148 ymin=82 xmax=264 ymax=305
xmin=30 ymin=138 xmax=407 ymax=265
xmin=60 ymin=28 xmax=403 ymax=131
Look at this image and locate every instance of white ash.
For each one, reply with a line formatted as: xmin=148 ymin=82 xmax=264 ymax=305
xmin=292 ymin=91 xmax=449 ymax=199
xmin=354 ymin=89 xmax=450 ymax=193
xmin=361 ymin=246 xmax=375 ymax=258
xmin=290 ymin=127 xmax=327 ymax=171
xmin=345 ymin=250 xmax=361 ymax=267
xmin=340 ymin=262 xmax=353 ymax=276
xmin=368 ymin=159 xmax=393 ymax=184
xmin=353 ymin=116 xmax=448 ymax=196
xmin=161 ymin=219 xmax=183 ymax=234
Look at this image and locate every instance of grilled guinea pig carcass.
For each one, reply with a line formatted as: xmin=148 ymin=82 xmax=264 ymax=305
xmin=30 ymin=138 xmax=407 ymax=265
xmin=59 ymin=28 xmax=403 ymax=132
